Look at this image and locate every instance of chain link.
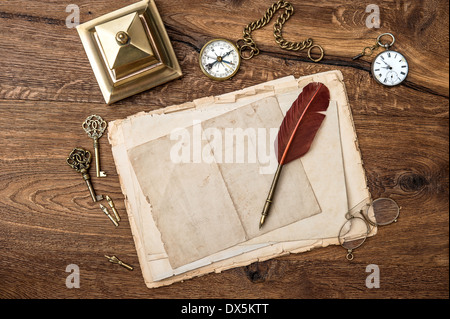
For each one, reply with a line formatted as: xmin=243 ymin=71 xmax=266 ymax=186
xmin=236 ymin=0 xmax=323 ymax=62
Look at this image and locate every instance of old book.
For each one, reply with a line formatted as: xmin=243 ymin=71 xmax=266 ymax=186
xmin=107 ymin=70 xmax=371 ymax=288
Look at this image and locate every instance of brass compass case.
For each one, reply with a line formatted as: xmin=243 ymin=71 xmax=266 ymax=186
xmin=76 ymin=0 xmax=182 ymax=104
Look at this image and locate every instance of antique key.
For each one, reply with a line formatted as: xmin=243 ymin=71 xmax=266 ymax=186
xmin=82 ymin=115 xmax=107 ymax=178
xmin=67 ymin=147 xmax=98 ymax=202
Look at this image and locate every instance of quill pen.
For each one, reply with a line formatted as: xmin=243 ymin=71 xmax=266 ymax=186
xmin=259 ymin=82 xmax=330 ymax=228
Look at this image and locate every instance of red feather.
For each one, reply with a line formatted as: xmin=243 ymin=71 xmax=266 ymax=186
xmin=276 ymin=82 xmax=330 ymax=165
xmin=259 ymin=82 xmax=330 ymax=229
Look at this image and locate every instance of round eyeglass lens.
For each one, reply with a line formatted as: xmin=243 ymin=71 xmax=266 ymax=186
xmin=367 ymin=198 xmax=399 ymax=226
xmin=338 ymin=217 xmax=369 ymax=251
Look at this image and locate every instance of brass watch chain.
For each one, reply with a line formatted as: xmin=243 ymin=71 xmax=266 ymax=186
xmin=236 ymin=0 xmax=324 ymax=62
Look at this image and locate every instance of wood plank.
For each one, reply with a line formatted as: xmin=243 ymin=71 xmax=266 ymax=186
xmin=0 ymin=0 xmax=448 ymax=106
xmin=0 ymin=100 xmax=447 ymax=298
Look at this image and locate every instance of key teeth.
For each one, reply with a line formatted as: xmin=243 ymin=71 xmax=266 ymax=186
xmin=99 ymin=171 xmax=107 ymax=177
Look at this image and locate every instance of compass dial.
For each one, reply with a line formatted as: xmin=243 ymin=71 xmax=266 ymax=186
xmin=199 ymin=39 xmax=241 ymax=81
xmin=371 ymin=50 xmax=409 ymax=86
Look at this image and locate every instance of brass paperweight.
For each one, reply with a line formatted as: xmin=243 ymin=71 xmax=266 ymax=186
xmin=76 ymin=0 xmax=182 ymax=104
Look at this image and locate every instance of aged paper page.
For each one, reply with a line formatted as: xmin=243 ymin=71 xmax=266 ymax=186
xmin=127 ymin=96 xmax=321 ymax=268
xmin=125 ymin=98 xmax=345 ymax=280
xmin=108 ymin=76 xmax=300 ymax=285
xmin=107 ymin=71 xmax=370 ymax=288
xmin=127 ymin=127 xmax=247 ymax=268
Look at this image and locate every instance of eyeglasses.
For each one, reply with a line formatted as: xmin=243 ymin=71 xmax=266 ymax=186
xmin=338 ymin=197 xmax=400 ymax=260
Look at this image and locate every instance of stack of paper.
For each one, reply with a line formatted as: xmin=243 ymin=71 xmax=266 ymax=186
xmin=107 ymin=70 xmax=372 ymax=288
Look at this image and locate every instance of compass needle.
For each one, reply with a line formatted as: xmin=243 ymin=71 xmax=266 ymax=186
xmin=222 ymin=61 xmax=233 ymax=70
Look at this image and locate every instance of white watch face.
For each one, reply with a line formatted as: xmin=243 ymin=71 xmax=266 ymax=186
xmin=372 ymin=50 xmax=409 ymax=86
xmin=199 ymin=39 xmax=241 ymax=81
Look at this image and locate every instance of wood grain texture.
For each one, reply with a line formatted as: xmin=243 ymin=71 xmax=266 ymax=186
xmin=0 ymin=0 xmax=448 ymax=299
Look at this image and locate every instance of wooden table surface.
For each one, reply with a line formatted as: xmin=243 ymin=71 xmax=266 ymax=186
xmin=0 ymin=0 xmax=448 ymax=300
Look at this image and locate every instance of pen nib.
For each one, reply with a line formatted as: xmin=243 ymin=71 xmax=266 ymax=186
xmin=259 ymin=215 xmax=266 ymax=229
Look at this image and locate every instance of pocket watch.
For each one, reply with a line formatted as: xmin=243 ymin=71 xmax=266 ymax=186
xmin=372 ymin=49 xmax=408 ymax=86
xmin=371 ymin=33 xmax=408 ymax=86
xmin=354 ymin=33 xmax=409 ymax=87
xmin=199 ymin=38 xmax=241 ymax=81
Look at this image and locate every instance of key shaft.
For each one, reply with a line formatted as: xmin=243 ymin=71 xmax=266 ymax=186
xmin=82 ymin=169 xmax=97 ymax=202
xmin=93 ymin=137 xmax=101 ymax=178
xmin=352 ymin=52 xmax=364 ymax=60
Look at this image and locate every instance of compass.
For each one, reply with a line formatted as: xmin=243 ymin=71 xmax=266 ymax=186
xmin=199 ymin=39 xmax=241 ymax=81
